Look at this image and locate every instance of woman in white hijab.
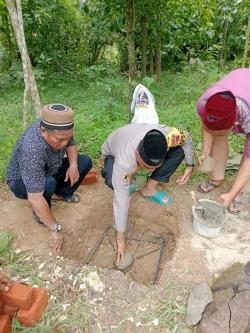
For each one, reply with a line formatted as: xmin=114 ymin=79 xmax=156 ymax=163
xmin=131 ymin=84 xmax=159 ymax=124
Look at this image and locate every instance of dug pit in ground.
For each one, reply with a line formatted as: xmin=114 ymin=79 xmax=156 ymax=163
xmin=61 ymin=182 xmax=177 ymax=285
xmin=0 ymin=177 xmax=178 ymax=285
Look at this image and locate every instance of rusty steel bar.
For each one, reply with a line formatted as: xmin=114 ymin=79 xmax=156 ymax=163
xmin=82 ymin=225 xmax=112 ymax=264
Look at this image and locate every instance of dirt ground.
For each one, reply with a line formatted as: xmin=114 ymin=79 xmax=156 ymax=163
xmin=0 ymin=174 xmax=181 ymax=284
xmin=1 ymin=173 xmax=249 ymax=283
xmin=1 ymin=172 xmax=250 ymax=331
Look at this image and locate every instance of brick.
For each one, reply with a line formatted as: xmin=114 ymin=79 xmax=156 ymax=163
xmin=3 ymin=303 xmax=18 ymax=317
xmin=0 ymin=302 xmax=3 ymax=315
xmin=0 ymin=284 xmax=33 ymax=310
xmin=17 ymin=288 xmax=48 ymax=327
xmin=0 ymin=315 xmax=11 ymax=333
xmin=81 ymin=170 xmax=97 ymax=185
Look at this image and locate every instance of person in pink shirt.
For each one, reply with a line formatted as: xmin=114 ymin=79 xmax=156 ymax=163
xmin=197 ymin=68 xmax=250 ymax=214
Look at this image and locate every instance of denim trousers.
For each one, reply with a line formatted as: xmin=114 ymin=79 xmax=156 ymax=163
xmin=10 ymin=154 xmax=92 ymax=207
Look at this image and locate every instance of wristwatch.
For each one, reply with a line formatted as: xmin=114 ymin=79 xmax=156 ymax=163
xmin=51 ymin=223 xmax=62 ymax=232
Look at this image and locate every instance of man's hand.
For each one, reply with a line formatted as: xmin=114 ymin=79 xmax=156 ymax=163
xmin=116 ymin=232 xmax=125 ymax=263
xmin=0 ymin=273 xmax=11 ymax=292
xmin=51 ymin=232 xmax=63 ymax=253
xmin=176 ymin=166 xmax=193 ymax=185
xmin=65 ymin=163 xmax=79 ymax=187
xmin=198 ymin=152 xmax=209 ymax=165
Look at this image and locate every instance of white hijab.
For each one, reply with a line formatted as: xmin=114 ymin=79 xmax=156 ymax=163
xmin=131 ymin=84 xmax=159 ymax=124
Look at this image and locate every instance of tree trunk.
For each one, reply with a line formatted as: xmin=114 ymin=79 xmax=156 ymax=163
xmin=6 ymin=0 xmax=42 ymax=127
xmin=155 ymin=41 xmax=161 ymax=84
xmin=220 ymin=19 xmax=229 ymax=68
xmin=1 ymin=9 xmax=16 ymax=67
xmin=126 ymin=0 xmax=136 ymax=81
xmin=242 ymin=15 xmax=250 ymax=68
xmin=149 ymin=43 xmax=154 ymax=76
xmin=23 ymin=84 xmax=30 ymax=128
xmin=119 ymin=41 xmax=128 ymax=73
xmin=141 ymin=15 xmax=147 ymax=78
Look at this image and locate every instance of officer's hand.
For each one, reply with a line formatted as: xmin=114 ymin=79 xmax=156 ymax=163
xmin=116 ymin=232 xmax=125 ymax=264
xmin=176 ymin=166 xmax=193 ymax=185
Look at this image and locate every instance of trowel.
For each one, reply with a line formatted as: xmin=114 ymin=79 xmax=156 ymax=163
xmin=190 ymin=191 xmax=206 ymax=218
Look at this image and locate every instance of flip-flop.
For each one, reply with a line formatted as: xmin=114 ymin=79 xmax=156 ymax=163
xmin=198 ymin=180 xmax=221 ymax=193
xmin=227 ymin=199 xmax=243 ymax=215
xmin=52 ymin=193 xmax=80 ymax=203
xmin=146 ymin=191 xmax=173 ymax=206
xmin=130 ymin=183 xmax=136 ymax=194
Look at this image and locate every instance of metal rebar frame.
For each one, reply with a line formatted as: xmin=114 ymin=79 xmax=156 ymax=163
xmin=82 ymin=225 xmax=169 ymax=284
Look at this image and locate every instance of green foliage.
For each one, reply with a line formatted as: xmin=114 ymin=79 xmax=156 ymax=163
xmin=0 ymin=0 xmax=248 ymax=78
xmin=0 ymin=93 xmax=23 ymax=180
xmin=216 ymin=0 xmax=249 ymax=63
xmin=0 ymin=232 xmax=16 ymax=266
xmin=75 ymin=60 xmax=119 ymax=83
xmin=0 ymin=0 xmax=16 ymax=70
xmin=21 ymin=0 xmax=88 ymax=72
xmin=0 ymin=231 xmax=9 ymax=252
xmin=0 ymin=64 xmax=244 ymax=182
xmin=80 ymin=0 xmax=119 ymax=66
xmin=142 ymin=76 xmax=154 ymax=88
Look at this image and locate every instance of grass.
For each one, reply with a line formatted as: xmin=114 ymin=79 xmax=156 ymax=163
xmin=140 ymin=282 xmax=189 ymax=333
xmin=0 ymin=62 xmax=244 ymax=181
xmin=1 ymin=235 xmax=94 ymax=332
xmin=2 ymin=234 xmax=189 ymax=333
xmin=156 ymin=290 xmax=187 ymax=333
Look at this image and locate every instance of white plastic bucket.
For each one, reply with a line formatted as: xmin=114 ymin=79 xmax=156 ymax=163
xmin=192 ymin=199 xmax=227 ymax=238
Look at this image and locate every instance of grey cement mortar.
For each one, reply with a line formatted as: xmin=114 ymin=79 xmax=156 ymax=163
xmin=195 ymin=201 xmax=225 ymax=226
xmin=114 ymin=252 xmax=135 ymax=272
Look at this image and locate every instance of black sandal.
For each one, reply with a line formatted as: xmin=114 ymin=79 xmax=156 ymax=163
xmin=52 ymin=193 xmax=80 ymax=203
xmin=227 ymin=199 xmax=243 ymax=215
xmin=198 ymin=180 xmax=221 ymax=193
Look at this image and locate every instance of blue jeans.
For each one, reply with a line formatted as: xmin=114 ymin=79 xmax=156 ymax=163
xmin=10 ymin=155 xmax=92 ymax=207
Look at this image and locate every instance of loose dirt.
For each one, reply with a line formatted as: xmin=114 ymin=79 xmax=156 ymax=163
xmin=0 ymin=176 xmax=177 ymax=284
xmin=1 ymin=174 xmax=250 ymax=331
